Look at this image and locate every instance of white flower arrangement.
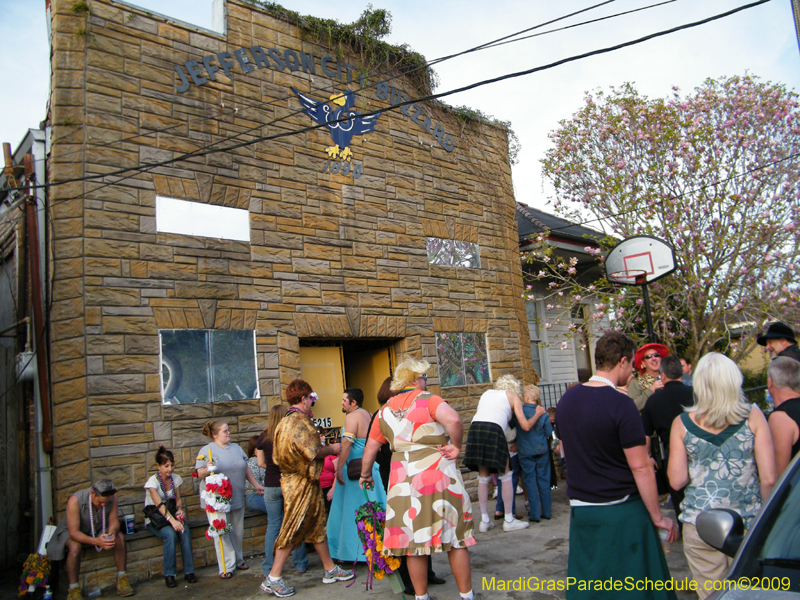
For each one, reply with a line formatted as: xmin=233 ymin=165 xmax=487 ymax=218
xmin=200 ymin=473 xmax=233 ymax=513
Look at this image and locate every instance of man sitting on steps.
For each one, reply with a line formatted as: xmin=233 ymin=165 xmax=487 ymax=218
xmin=47 ymin=479 xmax=135 ymax=600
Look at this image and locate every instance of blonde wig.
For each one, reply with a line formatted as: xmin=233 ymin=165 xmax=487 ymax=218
xmin=494 ymin=374 xmax=521 ymax=396
xmin=692 ymin=352 xmax=751 ymax=429
xmin=390 ymin=357 xmax=431 ymax=391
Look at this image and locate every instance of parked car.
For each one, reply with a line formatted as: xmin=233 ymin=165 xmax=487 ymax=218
xmin=697 ymin=452 xmax=800 ymax=598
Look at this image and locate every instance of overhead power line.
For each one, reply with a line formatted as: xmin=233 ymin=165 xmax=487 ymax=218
xmin=3 ymin=0 xmax=771 ymax=200
xmin=13 ymin=0 xmax=626 ymax=171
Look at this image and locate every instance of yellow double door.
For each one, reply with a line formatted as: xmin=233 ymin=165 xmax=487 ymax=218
xmin=298 ymin=345 xmax=394 ymax=430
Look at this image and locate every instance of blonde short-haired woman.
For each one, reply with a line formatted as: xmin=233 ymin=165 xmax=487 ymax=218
xmin=361 ymin=358 xmax=485 ymax=600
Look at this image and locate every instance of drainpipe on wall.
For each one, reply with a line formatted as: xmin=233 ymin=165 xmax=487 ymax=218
xmin=25 ymin=143 xmax=54 ymax=532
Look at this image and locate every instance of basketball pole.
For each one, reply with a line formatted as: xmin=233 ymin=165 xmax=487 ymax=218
xmin=641 ymin=283 xmax=656 ymax=343
xmin=634 ymin=273 xmax=656 ymax=343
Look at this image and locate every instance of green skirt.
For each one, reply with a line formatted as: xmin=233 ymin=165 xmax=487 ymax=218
xmin=567 ymin=495 xmax=677 ymax=600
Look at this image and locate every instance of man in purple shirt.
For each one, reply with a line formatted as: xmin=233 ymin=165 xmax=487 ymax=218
xmin=556 ymin=332 xmax=677 ymax=600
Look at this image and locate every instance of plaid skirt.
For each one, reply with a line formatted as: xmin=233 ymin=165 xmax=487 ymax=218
xmin=463 ymin=421 xmax=510 ymax=473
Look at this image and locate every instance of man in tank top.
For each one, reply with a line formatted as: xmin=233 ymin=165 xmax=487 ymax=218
xmin=768 ymin=357 xmax=800 ymax=474
xmin=46 ymin=479 xmax=135 ymax=600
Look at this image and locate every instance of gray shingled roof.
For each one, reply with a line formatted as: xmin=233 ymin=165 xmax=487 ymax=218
xmin=516 ymin=202 xmax=605 ymax=244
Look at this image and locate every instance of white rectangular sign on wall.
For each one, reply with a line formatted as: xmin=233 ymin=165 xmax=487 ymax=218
xmin=155 ymin=196 xmax=250 ymax=242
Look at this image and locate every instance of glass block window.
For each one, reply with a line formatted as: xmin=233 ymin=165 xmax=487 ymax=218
xmin=426 ymin=237 xmax=480 ymax=269
xmin=435 ymin=332 xmax=490 ymax=387
xmin=159 ymin=330 xmax=260 ymax=405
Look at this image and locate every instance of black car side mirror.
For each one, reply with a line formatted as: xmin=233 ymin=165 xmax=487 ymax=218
xmin=696 ymin=509 xmax=745 ymax=558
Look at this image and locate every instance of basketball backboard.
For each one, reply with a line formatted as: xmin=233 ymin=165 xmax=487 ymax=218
xmin=605 ymin=235 xmax=676 ymax=285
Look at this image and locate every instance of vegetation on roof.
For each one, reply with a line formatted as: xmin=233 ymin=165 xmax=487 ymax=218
xmin=247 ymin=2 xmax=437 ymax=97
xmin=247 ymin=3 xmax=520 ymax=164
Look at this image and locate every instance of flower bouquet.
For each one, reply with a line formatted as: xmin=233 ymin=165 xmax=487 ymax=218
xmin=18 ymin=553 xmax=50 ymax=597
xmin=201 ymin=473 xmax=233 ymax=538
xmin=19 ymin=524 xmax=56 ymax=597
xmin=355 ymin=500 xmax=402 ymax=593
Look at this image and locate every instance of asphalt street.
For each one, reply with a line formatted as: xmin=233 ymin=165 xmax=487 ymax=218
xmin=80 ymin=486 xmax=695 ymax=600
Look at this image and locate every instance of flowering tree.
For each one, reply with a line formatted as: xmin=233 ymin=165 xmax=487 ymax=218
xmin=525 ymin=75 xmax=800 ymax=363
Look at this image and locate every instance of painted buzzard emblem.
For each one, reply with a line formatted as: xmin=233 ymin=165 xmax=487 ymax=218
xmin=290 ymin=87 xmax=381 ymax=162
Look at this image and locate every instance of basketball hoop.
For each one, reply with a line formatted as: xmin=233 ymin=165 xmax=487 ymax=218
xmin=604 ymin=235 xmax=677 ymax=344
xmin=607 ymin=269 xmax=648 ymax=286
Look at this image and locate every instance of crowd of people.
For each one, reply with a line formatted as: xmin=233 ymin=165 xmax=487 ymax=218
xmin=44 ymin=321 xmax=800 ymax=600
xmin=551 ymin=321 xmax=800 ymax=599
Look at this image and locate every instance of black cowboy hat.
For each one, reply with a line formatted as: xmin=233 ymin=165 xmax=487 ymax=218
xmin=757 ymin=322 xmax=797 ymax=346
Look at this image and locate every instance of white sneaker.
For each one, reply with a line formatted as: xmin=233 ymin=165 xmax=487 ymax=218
xmin=516 ymin=485 xmax=524 ymax=495
xmin=503 ymin=518 xmax=530 ymax=532
xmin=478 ymin=520 xmax=494 ymax=533
xmin=491 ymin=487 xmax=497 ymax=499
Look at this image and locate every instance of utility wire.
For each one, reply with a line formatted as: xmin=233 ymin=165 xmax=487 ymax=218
xmin=477 ymin=0 xmax=677 ymax=52
xmin=7 ymin=0 xmax=625 ymax=172
xmin=1 ymin=0 xmax=773 ymax=198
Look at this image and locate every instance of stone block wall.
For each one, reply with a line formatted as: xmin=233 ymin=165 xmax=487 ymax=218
xmin=47 ymin=0 xmax=534 ymax=580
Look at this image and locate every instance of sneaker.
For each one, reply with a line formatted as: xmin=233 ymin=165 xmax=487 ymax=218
xmin=116 ymin=576 xmax=135 ymax=597
xmin=503 ymin=518 xmax=530 ymax=532
xmin=261 ymin=578 xmax=296 ymax=597
xmin=491 ymin=487 xmax=497 ymax=499
xmin=67 ymin=588 xmax=83 ymax=600
xmin=322 ymin=565 xmax=354 ymax=584
xmin=516 ymin=485 xmax=523 ymax=495
xmin=478 ymin=520 xmax=494 ymax=533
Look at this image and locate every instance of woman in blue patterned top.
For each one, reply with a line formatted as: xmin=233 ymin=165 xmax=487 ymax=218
xmin=668 ymin=352 xmax=777 ymax=599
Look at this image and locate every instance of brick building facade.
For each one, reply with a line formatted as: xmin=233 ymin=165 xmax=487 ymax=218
xmin=45 ymin=0 xmax=533 ymax=586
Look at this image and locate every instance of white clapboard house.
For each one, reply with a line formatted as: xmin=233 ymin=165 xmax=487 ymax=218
xmin=516 ymin=203 xmax=609 ymax=408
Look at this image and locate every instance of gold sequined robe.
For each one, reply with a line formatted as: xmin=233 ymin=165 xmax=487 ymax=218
xmin=273 ymin=411 xmax=327 ymax=551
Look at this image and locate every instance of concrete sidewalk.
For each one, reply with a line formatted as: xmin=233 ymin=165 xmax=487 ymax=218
xmin=93 ymin=486 xmax=693 ymax=600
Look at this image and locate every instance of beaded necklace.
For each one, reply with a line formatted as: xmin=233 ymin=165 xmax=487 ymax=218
xmin=157 ymin=471 xmax=175 ymax=499
xmin=287 ymin=406 xmax=314 ymax=419
xmin=88 ymin=494 xmax=107 ymax=552
xmin=588 ymin=375 xmax=616 ymax=388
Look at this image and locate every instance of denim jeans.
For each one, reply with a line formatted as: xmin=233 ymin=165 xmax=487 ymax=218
xmin=495 ymin=453 xmax=521 ymax=515
xmin=146 ymin=522 xmax=195 ymax=577
xmin=247 ymin=488 xmax=308 ymax=575
xmin=519 ymin=453 xmax=551 ymax=520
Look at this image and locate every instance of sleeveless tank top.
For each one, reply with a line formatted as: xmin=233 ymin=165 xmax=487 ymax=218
xmin=679 ymin=412 xmax=761 ymax=528
xmin=472 ymin=389 xmax=513 ymax=431
xmin=773 ymin=397 xmax=800 ymax=459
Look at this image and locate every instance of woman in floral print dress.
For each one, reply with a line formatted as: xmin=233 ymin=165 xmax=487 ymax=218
xmin=360 ymin=358 xmax=482 ymax=600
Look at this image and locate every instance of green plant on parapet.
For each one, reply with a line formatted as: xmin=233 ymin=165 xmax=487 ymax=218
xmin=58 ymin=119 xmax=77 ymax=127
xmin=71 ymin=0 xmax=91 ymax=14
xmin=243 ymin=2 xmax=520 ymax=163
xmin=449 ymin=105 xmax=521 ymax=165
xmin=72 ymin=1 xmax=95 ymax=42
xmin=245 ymin=1 xmax=437 ymax=98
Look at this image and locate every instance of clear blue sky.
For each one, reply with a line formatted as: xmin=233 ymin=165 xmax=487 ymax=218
xmin=1 ymin=0 xmax=798 ymax=209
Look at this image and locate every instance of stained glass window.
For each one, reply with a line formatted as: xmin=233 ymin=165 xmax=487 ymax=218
xmin=426 ymin=238 xmax=480 ymax=269
xmin=435 ymin=332 xmax=490 ymax=387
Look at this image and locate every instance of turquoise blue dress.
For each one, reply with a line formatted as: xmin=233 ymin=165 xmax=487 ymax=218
xmin=326 ymin=432 xmax=386 ymax=562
